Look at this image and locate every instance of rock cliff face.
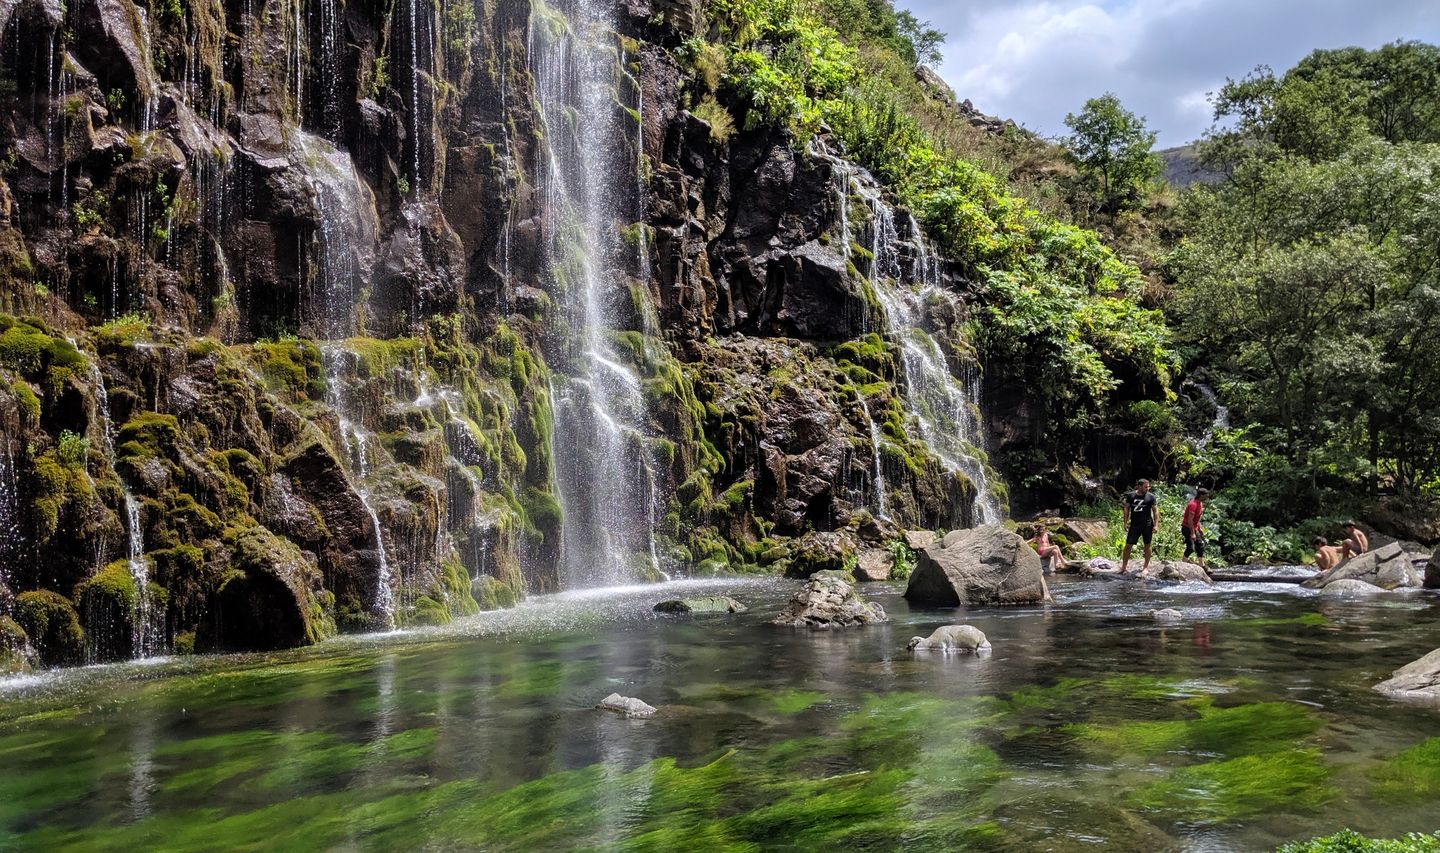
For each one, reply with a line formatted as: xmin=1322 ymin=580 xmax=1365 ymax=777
xmin=0 ymin=0 xmax=999 ymax=665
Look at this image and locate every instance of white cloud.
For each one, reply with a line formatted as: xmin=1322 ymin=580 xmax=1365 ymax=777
xmin=901 ymin=0 xmax=1440 ymax=147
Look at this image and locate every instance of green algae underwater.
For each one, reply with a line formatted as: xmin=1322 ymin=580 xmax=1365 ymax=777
xmin=2 ymin=578 xmax=1439 ymax=851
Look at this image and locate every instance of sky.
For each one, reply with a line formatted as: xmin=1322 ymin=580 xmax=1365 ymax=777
xmin=903 ymin=0 xmax=1440 ymax=148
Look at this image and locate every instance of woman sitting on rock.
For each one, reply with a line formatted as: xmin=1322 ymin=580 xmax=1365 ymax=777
xmin=1027 ymin=527 xmax=1068 ymax=573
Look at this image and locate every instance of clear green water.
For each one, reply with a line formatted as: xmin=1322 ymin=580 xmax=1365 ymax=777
xmin=2 ymin=577 xmax=1439 ymax=851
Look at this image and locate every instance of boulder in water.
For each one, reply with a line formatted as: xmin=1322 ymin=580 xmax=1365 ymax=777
xmin=597 ymin=693 xmax=658 ymax=718
xmin=1140 ymin=561 xmax=1213 ymax=584
xmin=904 ymin=525 xmax=1050 ymax=607
xmin=1426 ymin=548 xmax=1439 ymax=590
xmin=1149 ymin=608 xmax=1184 ymax=621
xmin=772 ymin=570 xmax=887 ymax=628
xmin=853 ymin=548 xmax=893 ymax=582
xmin=1304 ymin=543 xmax=1426 ymax=590
xmin=907 ymin=624 xmax=990 ymax=653
xmin=1320 ymin=578 xmax=1386 ymax=597
xmin=1373 ymin=648 xmax=1440 ymax=700
xmin=653 ymin=596 xmax=747 ymax=614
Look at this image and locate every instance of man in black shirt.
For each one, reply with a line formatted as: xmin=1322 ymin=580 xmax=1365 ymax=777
xmin=1120 ymin=479 xmax=1159 ymax=574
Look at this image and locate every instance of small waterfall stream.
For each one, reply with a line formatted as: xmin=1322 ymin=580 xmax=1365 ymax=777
xmin=530 ymin=0 xmax=664 ymax=587
xmin=295 ymin=132 xmax=396 ymax=627
xmin=826 ymin=151 xmax=1003 ymax=524
xmin=855 ymin=393 xmax=890 ymax=520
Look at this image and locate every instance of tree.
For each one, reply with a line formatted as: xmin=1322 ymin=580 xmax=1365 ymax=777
xmin=894 ymin=10 xmax=945 ymax=66
xmin=1063 ymin=93 xmax=1161 ymax=220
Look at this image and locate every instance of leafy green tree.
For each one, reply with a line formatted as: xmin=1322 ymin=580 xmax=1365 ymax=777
xmin=893 ymin=10 xmax=945 ymax=66
xmin=1063 ymin=93 xmax=1162 ymax=220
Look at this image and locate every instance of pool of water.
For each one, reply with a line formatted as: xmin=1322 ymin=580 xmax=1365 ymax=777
xmin=2 ymin=576 xmax=1438 ymax=851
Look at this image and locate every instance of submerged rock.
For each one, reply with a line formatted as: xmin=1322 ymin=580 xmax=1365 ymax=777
xmin=852 ymin=548 xmax=893 ymax=582
xmin=907 ymin=624 xmax=990 ymax=653
xmin=1149 ymin=608 xmax=1184 ymax=622
xmin=596 ymin=693 xmax=658 ymax=718
xmin=904 ymin=525 xmax=1050 ymax=607
xmin=1305 ymin=542 xmax=1426 ymax=590
xmin=1373 ymin=648 xmax=1440 ymax=700
xmin=1320 ymin=578 xmax=1386 ymax=597
xmin=772 ymin=570 xmax=887 ymax=628
xmin=653 ymin=596 xmax=747 ymax=614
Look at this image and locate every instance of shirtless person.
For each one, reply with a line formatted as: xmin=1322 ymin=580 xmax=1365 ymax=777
xmin=1028 ymin=527 xmax=1067 ymax=573
xmin=1120 ymin=479 xmax=1159 ymax=574
xmin=1341 ymin=521 xmax=1369 ymax=559
xmin=1313 ymin=537 xmax=1345 ymax=572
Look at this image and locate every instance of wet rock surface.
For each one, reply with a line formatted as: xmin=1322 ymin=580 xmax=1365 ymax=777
xmin=1140 ymin=561 xmax=1213 ymax=585
xmin=905 ymin=525 xmax=1050 ymax=607
xmin=1305 ymin=543 xmax=1427 ymax=590
xmin=772 ymin=570 xmax=887 ymax=628
xmin=1373 ymin=648 xmax=1440 ymax=699
xmin=597 ymin=693 xmax=659 ymax=718
xmin=653 ymin=596 xmax=747 ymax=614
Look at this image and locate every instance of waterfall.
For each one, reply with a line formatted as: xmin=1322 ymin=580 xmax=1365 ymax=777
xmin=77 ymin=341 xmax=161 ymax=657
xmin=827 ymin=152 xmax=1003 ymax=525
xmin=0 ymin=439 xmax=20 ymax=585
xmin=1194 ymin=383 xmax=1230 ymax=448
xmin=529 ymin=0 xmax=662 ymax=587
xmin=294 ymin=132 xmax=396 ymax=627
xmin=855 ymin=393 xmax=889 ymax=520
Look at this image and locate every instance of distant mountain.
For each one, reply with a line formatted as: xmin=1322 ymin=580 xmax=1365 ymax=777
xmin=1159 ymin=144 xmax=1225 ymax=188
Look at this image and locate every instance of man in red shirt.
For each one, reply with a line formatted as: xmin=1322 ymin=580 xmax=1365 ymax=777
xmin=1182 ymin=488 xmax=1209 ymax=568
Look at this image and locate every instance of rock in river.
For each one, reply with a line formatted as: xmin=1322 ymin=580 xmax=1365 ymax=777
xmin=1426 ymin=547 xmax=1439 ymax=590
xmin=1320 ymin=578 xmax=1386 ymax=597
xmin=653 ymin=596 xmax=748 ymax=614
xmin=904 ymin=525 xmax=1050 ymax=607
xmin=1139 ymin=560 xmax=1213 ymax=585
xmin=907 ymin=624 xmax=991 ymax=653
xmin=1149 ymin=608 xmax=1183 ymax=622
xmin=597 ymin=693 xmax=658 ymax=718
xmin=772 ymin=570 xmax=887 ymax=628
xmin=1304 ymin=542 xmax=1426 ymax=590
xmin=1373 ymin=648 xmax=1440 ymax=700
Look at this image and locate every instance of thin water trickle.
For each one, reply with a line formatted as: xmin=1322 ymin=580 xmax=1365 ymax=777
xmin=855 ymin=392 xmax=889 ymax=520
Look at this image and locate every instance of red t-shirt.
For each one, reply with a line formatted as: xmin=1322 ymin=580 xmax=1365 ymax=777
xmin=1182 ymin=499 xmax=1204 ymax=531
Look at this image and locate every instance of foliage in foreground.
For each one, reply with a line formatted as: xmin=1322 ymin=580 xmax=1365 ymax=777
xmin=1278 ymin=829 xmax=1440 ymax=853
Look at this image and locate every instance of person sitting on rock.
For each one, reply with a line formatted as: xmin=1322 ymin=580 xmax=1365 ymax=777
xmin=1313 ymin=537 xmax=1345 ymax=572
xmin=1341 ymin=521 xmax=1369 ymax=559
xmin=1181 ymin=488 xmax=1209 ymax=569
xmin=1027 ymin=527 xmax=1068 ymax=574
xmin=1120 ymin=479 xmax=1158 ymax=574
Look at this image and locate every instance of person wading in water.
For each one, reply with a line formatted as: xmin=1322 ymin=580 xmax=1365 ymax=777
xmin=1120 ymin=479 xmax=1159 ymax=574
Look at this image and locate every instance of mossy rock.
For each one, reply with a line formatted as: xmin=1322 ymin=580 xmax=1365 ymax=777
xmin=75 ymin=559 xmax=140 ymax=662
xmin=199 ymin=527 xmax=335 ymax=652
xmin=13 ymin=590 xmax=85 ymax=666
xmin=0 ymin=615 xmax=37 ymax=674
xmin=472 ymin=574 xmax=519 ymax=611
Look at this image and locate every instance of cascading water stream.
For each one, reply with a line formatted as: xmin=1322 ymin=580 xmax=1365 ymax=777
xmin=826 ymin=152 xmax=1002 ymax=524
xmin=854 ymin=393 xmax=889 ymax=520
xmin=529 ymin=0 xmax=663 ymax=587
xmin=294 ymin=132 xmax=396 ymax=627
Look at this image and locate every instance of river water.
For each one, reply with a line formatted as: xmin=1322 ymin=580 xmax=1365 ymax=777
xmin=2 ymin=577 xmax=1438 ymax=851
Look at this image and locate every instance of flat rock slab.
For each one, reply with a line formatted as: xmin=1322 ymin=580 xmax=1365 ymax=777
xmin=653 ymin=596 xmax=747 ymax=614
xmin=597 ymin=693 xmax=658 ymax=718
xmin=773 ymin=570 xmax=887 ymax=628
xmin=903 ymin=530 xmax=937 ymax=551
xmin=1139 ymin=560 xmax=1214 ymax=585
xmin=1374 ymin=648 xmax=1440 ymax=699
xmin=1320 ymin=578 xmax=1386 ymax=597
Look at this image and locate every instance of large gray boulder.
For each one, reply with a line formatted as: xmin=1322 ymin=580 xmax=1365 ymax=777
xmin=853 ymin=548 xmax=893 ymax=582
xmin=1304 ymin=542 xmax=1426 ymax=590
xmin=904 ymin=525 xmax=1051 ymax=607
xmin=907 ymin=624 xmax=990 ymax=653
xmin=1320 ymin=578 xmax=1386 ymax=597
xmin=772 ymin=571 xmax=887 ymax=628
xmin=1373 ymin=649 xmax=1440 ymax=700
xmin=1426 ymin=548 xmax=1439 ymax=590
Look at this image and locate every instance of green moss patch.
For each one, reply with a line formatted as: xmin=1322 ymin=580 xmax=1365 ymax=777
xmin=1129 ymin=748 xmax=1334 ymax=825
xmin=1371 ymin=737 xmax=1440 ymax=802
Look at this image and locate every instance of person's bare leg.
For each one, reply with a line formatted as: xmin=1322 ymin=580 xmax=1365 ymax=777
xmin=1120 ymin=543 xmax=1132 ymax=573
xmin=1142 ymin=542 xmax=1153 ymax=572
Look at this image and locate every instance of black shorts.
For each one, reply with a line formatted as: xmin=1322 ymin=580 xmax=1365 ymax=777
xmin=1183 ymin=527 xmax=1205 ymax=558
xmin=1126 ymin=525 xmax=1154 ymax=546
